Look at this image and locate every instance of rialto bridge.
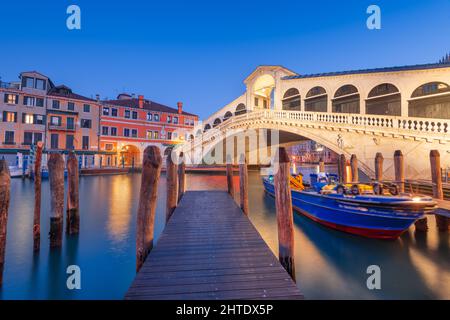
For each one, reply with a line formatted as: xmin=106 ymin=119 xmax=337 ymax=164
xmin=178 ymin=64 xmax=450 ymax=180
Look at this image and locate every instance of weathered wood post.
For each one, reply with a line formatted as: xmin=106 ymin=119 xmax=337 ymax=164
xmin=48 ymin=153 xmax=65 ymax=248
xmin=274 ymin=147 xmax=296 ymax=281
xmin=318 ymin=157 xmax=325 ymax=173
xmin=239 ymin=154 xmax=249 ymax=216
xmin=66 ymin=152 xmax=79 ymax=235
xmin=178 ymin=152 xmax=186 ymax=203
xmin=337 ymin=155 xmax=342 ymax=182
xmin=226 ymin=155 xmax=235 ymax=198
xmin=429 ymin=150 xmax=447 ymax=231
xmin=339 ymin=154 xmax=347 ymax=183
xmin=0 ymin=160 xmax=10 ymax=286
xmin=350 ymin=154 xmax=358 ymax=183
xmin=166 ymin=148 xmax=178 ymax=222
xmin=136 ymin=146 xmax=162 ymax=272
xmin=375 ymin=152 xmax=384 ymax=182
xmin=33 ymin=142 xmax=43 ymax=251
xmin=394 ymin=150 xmax=405 ymax=193
xmin=430 ymin=150 xmax=443 ymax=200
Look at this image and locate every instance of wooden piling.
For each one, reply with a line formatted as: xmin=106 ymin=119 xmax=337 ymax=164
xmin=33 ymin=142 xmax=43 ymax=251
xmin=166 ymin=148 xmax=178 ymax=222
xmin=274 ymin=147 xmax=296 ymax=281
xmin=0 ymin=160 xmax=11 ymax=286
xmin=339 ymin=154 xmax=347 ymax=183
xmin=350 ymin=154 xmax=358 ymax=183
xmin=239 ymin=154 xmax=249 ymax=216
xmin=375 ymin=152 xmax=384 ymax=182
xmin=226 ymin=155 xmax=235 ymax=198
xmin=178 ymin=152 xmax=186 ymax=203
xmin=136 ymin=146 xmax=162 ymax=272
xmin=48 ymin=153 xmax=65 ymax=248
xmin=318 ymin=158 xmax=325 ymax=173
xmin=430 ymin=150 xmax=443 ymax=200
xmin=66 ymin=152 xmax=79 ymax=235
xmin=394 ymin=150 xmax=405 ymax=193
xmin=435 ymin=214 xmax=449 ymax=232
xmin=337 ymin=156 xmax=342 ymax=182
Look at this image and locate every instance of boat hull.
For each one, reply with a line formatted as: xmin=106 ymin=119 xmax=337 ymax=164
xmin=263 ymin=178 xmax=428 ymax=240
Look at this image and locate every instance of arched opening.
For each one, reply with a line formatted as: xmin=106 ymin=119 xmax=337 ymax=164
xmin=366 ymin=83 xmax=401 ymax=116
xmin=196 ymin=129 xmax=202 ymax=137
xmin=213 ymin=118 xmax=222 ymax=127
xmin=235 ymin=103 xmax=247 ymax=116
xmin=119 ymin=144 xmax=140 ymax=167
xmin=305 ymin=86 xmax=327 ymax=112
xmin=253 ymin=74 xmax=275 ymax=110
xmin=223 ymin=111 xmax=233 ymax=121
xmin=332 ymin=85 xmax=360 ymax=113
xmin=282 ymin=88 xmax=301 ymax=111
xmin=189 ymin=134 xmax=194 ymax=141
xmin=409 ymin=82 xmax=450 ymax=119
xmin=204 ymin=124 xmax=211 ymax=132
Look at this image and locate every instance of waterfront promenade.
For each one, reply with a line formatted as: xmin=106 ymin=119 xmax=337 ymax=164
xmin=125 ymin=191 xmax=303 ymax=300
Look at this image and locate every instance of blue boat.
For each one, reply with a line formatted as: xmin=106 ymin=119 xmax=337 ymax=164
xmin=263 ymin=176 xmax=436 ymax=239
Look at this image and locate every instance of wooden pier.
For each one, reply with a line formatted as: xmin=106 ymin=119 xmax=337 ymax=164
xmin=125 ymin=191 xmax=303 ymax=300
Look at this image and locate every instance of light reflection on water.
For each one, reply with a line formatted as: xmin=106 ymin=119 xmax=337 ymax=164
xmin=0 ymin=167 xmax=448 ymax=300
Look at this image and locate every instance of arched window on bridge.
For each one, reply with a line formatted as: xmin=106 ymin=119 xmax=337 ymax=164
xmin=305 ymin=86 xmax=327 ymax=112
xmin=196 ymin=129 xmax=202 ymax=137
xmin=409 ymin=82 xmax=450 ymax=119
xmin=332 ymin=85 xmax=360 ymax=113
xmin=282 ymin=88 xmax=301 ymax=111
xmin=366 ymin=83 xmax=401 ymax=116
xmin=235 ymin=103 xmax=247 ymax=116
xmin=223 ymin=111 xmax=233 ymax=121
xmin=213 ymin=118 xmax=222 ymax=127
xmin=204 ymin=124 xmax=211 ymax=132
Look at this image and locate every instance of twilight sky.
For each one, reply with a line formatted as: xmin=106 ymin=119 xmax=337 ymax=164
xmin=1 ymin=0 xmax=449 ymax=119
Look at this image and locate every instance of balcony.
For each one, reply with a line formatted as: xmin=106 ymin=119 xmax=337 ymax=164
xmin=48 ymin=123 xmax=77 ymax=131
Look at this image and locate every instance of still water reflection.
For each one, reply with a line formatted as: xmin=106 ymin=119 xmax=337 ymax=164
xmin=0 ymin=167 xmax=448 ymax=299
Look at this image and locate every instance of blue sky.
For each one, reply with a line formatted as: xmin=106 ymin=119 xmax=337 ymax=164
xmin=1 ymin=0 xmax=449 ymax=118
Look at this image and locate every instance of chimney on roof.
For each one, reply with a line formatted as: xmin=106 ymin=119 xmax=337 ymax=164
xmin=96 ymin=94 xmax=100 ymax=102
xmin=139 ymin=95 xmax=144 ymax=109
xmin=177 ymin=101 xmax=183 ymax=114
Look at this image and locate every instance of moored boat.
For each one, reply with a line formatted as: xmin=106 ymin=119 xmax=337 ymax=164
xmin=263 ymin=176 xmax=436 ymax=239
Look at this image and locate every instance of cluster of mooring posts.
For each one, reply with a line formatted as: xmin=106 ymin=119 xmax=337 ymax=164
xmin=331 ymin=149 xmax=449 ymax=232
xmin=0 ymin=142 xmax=80 ymax=286
xmin=128 ymin=146 xmax=301 ymax=299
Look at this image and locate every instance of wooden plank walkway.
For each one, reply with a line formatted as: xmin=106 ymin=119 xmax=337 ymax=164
xmin=125 ymin=191 xmax=303 ymax=300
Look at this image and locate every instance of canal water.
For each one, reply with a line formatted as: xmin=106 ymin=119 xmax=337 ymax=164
xmin=1 ymin=167 xmax=449 ymax=300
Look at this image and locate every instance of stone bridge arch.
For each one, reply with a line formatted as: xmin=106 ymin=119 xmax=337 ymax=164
xmin=184 ymin=111 xmax=449 ymax=180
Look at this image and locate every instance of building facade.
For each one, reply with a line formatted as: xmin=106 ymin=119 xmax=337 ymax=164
xmin=0 ymin=71 xmax=198 ymax=169
xmin=99 ymin=94 xmax=198 ymax=167
xmin=0 ymin=71 xmax=51 ymax=166
xmin=46 ymin=85 xmax=101 ymax=165
xmin=287 ymin=141 xmax=338 ymax=164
